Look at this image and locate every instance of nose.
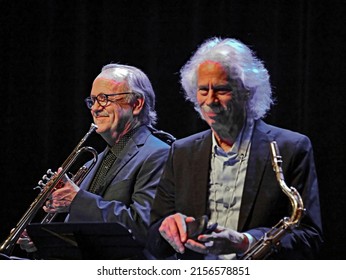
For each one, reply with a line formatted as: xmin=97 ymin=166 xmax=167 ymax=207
xmin=91 ymin=100 xmax=102 ymax=113
xmin=205 ymin=89 xmax=219 ymax=105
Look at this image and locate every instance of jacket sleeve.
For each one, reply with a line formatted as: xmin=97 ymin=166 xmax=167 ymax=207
xmin=146 ymin=145 xmax=179 ymax=258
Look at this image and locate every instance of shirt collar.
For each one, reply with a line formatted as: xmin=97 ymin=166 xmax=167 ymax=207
xmin=109 ymin=125 xmax=141 ymax=157
xmin=212 ymin=118 xmax=254 ymax=157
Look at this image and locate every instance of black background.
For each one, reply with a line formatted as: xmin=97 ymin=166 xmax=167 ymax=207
xmin=0 ymin=0 xmax=345 ymax=259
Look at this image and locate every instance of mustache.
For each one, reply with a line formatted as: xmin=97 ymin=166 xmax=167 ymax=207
xmin=200 ymin=104 xmax=229 ymax=114
xmin=93 ymin=110 xmax=109 ymax=117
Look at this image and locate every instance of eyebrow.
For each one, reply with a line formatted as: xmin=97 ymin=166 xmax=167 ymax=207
xmin=198 ymin=84 xmax=233 ymax=90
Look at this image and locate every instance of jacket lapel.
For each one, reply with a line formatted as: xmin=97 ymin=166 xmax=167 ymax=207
xmin=103 ymin=126 xmax=149 ymax=186
xmin=238 ymin=120 xmax=273 ymax=231
xmin=191 ymin=131 xmax=213 ymax=216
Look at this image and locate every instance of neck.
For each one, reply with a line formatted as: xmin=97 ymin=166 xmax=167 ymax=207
xmin=213 ymin=132 xmax=234 ymax=152
xmin=212 ymin=119 xmax=244 ymax=152
xmin=104 ymin=121 xmax=141 ymax=146
xmin=212 ymin=111 xmax=247 ymax=152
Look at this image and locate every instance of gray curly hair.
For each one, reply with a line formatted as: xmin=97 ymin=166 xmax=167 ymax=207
xmin=180 ymin=37 xmax=274 ymax=120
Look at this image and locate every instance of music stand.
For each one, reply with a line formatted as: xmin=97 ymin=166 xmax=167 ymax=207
xmin=26 ymin=222 xmax=145 ymax=260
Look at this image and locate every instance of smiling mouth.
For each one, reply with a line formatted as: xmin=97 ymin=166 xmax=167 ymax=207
xmin=202 ymin=108 xmax=219 ymax=115
xmin=203 ymin=106 xmax=228 ymax=115
xmin=205 ymin=112 xmax=217 ymax=117
xmin=93 ymin=112 xmax=109 ymax=118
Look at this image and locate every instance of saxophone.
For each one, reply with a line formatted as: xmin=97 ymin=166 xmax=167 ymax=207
xmin=241 ymin=141 xmax=305 ymax=260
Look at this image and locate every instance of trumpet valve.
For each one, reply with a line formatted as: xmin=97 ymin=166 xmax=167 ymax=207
xmin=42 ymin=169 xmax=57 ymax=182
xmin=38 ymin=180 xmax=45 ymax=187
xmin=42 ymin=175 xmax=50 ymax=181
xmin=33 ymin=180 xmax=45 ymax=192
xmin=47 ymin=169 xmax=55 ymax=175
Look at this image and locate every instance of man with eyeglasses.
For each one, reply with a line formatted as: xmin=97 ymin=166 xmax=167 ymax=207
xmin=17 ymin=63 xmax=173 ymax=257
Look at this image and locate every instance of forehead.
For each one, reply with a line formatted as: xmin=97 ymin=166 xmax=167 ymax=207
xmin=197 ymin=60 xmax=229 ymax=82
xmin=91 ymin=77 xmax=129 ymax=95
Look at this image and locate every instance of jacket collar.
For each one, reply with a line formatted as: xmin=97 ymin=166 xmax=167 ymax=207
xmin=238 ymin=119 xmax=273 ymax=230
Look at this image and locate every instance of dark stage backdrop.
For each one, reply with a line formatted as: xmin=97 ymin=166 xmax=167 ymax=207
xmin=0 ymin=0 xmax=345 ymax=259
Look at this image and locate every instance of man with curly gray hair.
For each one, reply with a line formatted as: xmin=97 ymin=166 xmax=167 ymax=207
xmin=148 ymin=38 xmax=323 ymax=260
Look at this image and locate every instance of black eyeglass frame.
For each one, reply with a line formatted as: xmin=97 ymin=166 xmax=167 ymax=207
xmin=84 ymin=92 xmax=133 ymax=109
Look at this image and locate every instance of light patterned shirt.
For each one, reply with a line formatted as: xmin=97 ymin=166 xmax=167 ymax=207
xmin=207 ymin=118 xmax=254 ymax=259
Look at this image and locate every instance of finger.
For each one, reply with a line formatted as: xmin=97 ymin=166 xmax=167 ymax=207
xmin=185 ymin=216 xmax=195 ymax=223
xmin=51 ymin=187 xmax=66 ymax=198
xmin=17 ymin=237 xmax=30 ymax=245
xmin=16 ymin=228 xmax=28 ymax=238
xmin=52 ymin=184 xmax=78 ymax=203
xmin=43 ymin=199 xmax=55 ymax=213
xmin=50 ymin=197 xmax=71 ymax=213
xmin=56 ymin=191 xmax=73 ymax=203
xmin=185 ymin=239 xmax=209 ymax=254
xmin=17 ymin=234 xmax=37 ymax=252
xmin=197 ymin=233 xmax=214 ymax=242
xmin=159 ymin=222 xmax=183 ymax=253
xmin=174 ymin=213 xmax=189 ymax=243
xmin=44 ymin=196 xmax=69 ymax=212
xmin=43 ymin=205 xmax=57 ymax=213
xmin=51 ymin=189 xmax=71 ymax=205
xmin=159 ymin=215 xmax=186 ymax=253
xmin=19 ymin=240 xmax=37 ymax=253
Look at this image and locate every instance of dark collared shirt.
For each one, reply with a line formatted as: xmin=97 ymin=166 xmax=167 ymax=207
xmin=88 ymin=126 xmax=140 ymax=194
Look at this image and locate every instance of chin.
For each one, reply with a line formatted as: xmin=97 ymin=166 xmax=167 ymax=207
xmin=203 ymin=117 xmax=215 ymax=127
xmin=94 ymin=123 xmax=108 ymax=134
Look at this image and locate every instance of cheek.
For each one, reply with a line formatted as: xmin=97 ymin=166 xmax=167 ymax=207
xmin=111 ymin=107 xmax=132 ymax=125
xmin=109 ymin=109 xmax=121 ymax=125
xmin=197 ymin=94 xmax=205 ymax=105
xmin=220 ymin=96 xmax=234 ymax=108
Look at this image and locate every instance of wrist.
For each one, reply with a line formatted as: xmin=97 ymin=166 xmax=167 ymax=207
xmin=240 ymin=233 xmax=250 ymax=252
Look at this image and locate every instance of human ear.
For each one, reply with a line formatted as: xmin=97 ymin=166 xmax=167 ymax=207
xmin=132 ymin=97 xmax=145 ymax=116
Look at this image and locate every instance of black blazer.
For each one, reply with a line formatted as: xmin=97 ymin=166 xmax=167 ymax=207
xmin=147 ymin=120 xmax=323 ymax=259
xmin=67 ymin=125 xmax=170 ymax=245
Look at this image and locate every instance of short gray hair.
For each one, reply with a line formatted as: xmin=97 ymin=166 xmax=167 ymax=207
xmin=99 ymin=63 xmax=157 ymax=125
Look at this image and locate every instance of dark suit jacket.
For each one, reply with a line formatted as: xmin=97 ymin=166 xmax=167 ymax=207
xmin=67 ymin=125 xmax=170 ymax=245
xmin=147 ymin=120 xmax=323 ymax=259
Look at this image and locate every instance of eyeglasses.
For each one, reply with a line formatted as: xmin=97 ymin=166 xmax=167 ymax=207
xmin=84 ymin=92 xmax=132 ymax=109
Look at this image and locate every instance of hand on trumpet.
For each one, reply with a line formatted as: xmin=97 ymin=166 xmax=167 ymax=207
xmin=43 ymin=168 xmax=80 ymax=214
xmin=15 ymin=229 xmax=37 ymax=253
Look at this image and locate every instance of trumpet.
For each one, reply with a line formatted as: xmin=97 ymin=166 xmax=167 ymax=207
xmin=0 ymin=123 xmax=98 ymax=257
xmin=241 ymin=141 xmax=305 ymax=260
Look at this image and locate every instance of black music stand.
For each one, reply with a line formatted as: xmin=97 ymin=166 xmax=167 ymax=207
xmin=26 ymin=222 xmax=145 ymax=260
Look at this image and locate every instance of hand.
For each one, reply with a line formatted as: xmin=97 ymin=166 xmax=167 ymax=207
xmin=43 ymin=172 xmax=80 ymax=213
xmin=16 ymin=229 xmax=37 ymax=253
xmin=159 ymin=213 xmax=195 ymax=254
xmin=184 ymin=225 xmax=250 ymax=255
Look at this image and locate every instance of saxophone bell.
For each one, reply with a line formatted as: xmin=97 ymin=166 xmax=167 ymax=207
xmin=241 ymin=141 xmax=305 ymax=260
